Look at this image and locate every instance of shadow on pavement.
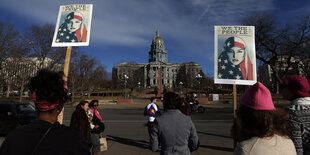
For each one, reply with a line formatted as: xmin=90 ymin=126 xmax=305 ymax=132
xmin=107 ymin=135 xmax=150 ymax=150
xmin=197 ymin=131 xmax=232 ymax=139
xmin=200 ymin=145 xmax=234 ymax=152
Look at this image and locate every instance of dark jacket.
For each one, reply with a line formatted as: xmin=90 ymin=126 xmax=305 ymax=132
xmin=150 ymin=110 xmax=199 ymax=155
xmin=70 ymin=108 xmax=91 ymax=144
xmin=0 ymin=120 xmax=90 ymax=155
xmin=90 ymin=111 xmax=105 ymax=134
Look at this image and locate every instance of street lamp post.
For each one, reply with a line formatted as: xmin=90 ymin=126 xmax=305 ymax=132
xmin=137 ymin=82 xmax=141 ymax=94
xmin=124 ymin=75 xmax=129 ymax=98
xmin=195 ymin=74 xmax=202 ymax=98
xmin=179 ymin=81 xmax=183 ymax=94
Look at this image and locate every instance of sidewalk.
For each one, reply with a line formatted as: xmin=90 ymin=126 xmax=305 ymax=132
xmin=99 ymin=138 xmax=233 ymax=155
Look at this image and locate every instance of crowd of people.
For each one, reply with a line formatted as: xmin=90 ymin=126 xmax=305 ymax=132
xmin=231 ymin=75 xmax=310 ymax=155
xmin=0 ymin=69 xmax=309 ymax=155
xmin=0 ymin=70 xmax=105 ymax=155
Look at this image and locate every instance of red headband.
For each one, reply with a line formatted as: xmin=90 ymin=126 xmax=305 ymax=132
xmin=32 ymin=83 xmax=67 ymax=111
xmin=33 ymin=89 xmax=60 ymax=111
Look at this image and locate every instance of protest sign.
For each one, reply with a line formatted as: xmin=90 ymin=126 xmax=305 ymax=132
xmin=214 ymin=26 xmax=257 ymax=85
xmin=52 ymin=4 xmax=93 ymax=47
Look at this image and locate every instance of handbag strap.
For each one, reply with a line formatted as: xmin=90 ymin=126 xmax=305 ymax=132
xmin=31 ymin=124 xmax=54 ymax=155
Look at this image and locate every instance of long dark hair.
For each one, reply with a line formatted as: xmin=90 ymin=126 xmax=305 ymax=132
xmin=236 ymin=105 xmax=290 ymax=142
xmin=89 ymin=100 xmax=99 ymax=108
xmin=70 ymin=101 xmax=91 ymax=143
xmin=76 ymin=100 xmax=88 ymax=110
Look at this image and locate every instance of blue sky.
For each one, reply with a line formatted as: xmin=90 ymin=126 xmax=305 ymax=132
xmin=1 ymin=0 xmax=310 ymax=75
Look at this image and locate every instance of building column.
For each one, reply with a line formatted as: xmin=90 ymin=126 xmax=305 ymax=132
xmin=157 ymin=66 xmax=162 ymax=97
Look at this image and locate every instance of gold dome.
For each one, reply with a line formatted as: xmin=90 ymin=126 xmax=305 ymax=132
xmin=152 ymin=36 xmax=163 ymax=43
xmin=152 ymin=29 xmax=164 ymax=44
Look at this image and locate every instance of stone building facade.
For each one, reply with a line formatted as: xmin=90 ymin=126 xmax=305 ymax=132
xmin=112 ymin=30 xmax=202 ymax=88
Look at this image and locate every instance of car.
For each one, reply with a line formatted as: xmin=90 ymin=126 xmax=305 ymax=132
xmin=0 ymin=102 xmax=37 ymax=135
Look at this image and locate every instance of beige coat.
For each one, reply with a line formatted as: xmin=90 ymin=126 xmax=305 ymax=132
xmin=234 ymin=135 xmax=296 ymax=155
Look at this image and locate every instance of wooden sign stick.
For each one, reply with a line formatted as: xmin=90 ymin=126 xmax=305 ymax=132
xmin=58 ymin=46 xmax=72 ymax=124
xmin=233 ymin=84 xmax=237 ymax=148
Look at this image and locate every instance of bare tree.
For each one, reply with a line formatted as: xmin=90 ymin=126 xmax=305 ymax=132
xmin=68 ymin=53 xmax=108 ymax=99
xmin=7 ymin=44 xmax=33 ymax=101
xmin=0 ymin=23 xmax=20 ymax=96
xmin=25 ymin=24 xmax=66 ymax=71
xmin=86 ymin=64 xmax=108 ymax=98
xmin=175 ymin=64 xmax=197 ymax=93
xmin=112 ymin=68 xmax=121 ymax=89
xmin=67 ymin=50 xmax=82 ymax=102
xmin=242 ymin=13 xmax=310 ymax=92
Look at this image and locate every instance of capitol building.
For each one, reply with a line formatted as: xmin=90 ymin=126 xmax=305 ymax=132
xmin=112 ymin=30 xmax=202 ymax=89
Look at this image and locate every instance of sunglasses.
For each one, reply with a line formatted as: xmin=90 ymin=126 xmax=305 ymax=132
xmin=93 ymin=104 xmax=98 ymax=107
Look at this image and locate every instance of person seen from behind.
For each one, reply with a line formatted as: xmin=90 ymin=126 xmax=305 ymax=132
xmin=70 ymin=100 xmax=92 ymax=147
xmin=88 ymin=100 xmax=105 ymax=155
xmin=233 ymin=82 xmax=296 ymax=155
xmin=0 ymin=69 xmax=90 ymax=155
xmin=150 ymin=92 xmax=199 ymax=155
xmin=144 ymin=97 xmax=161 ymax=138
xmin=281 ymin=75 xmax=310 ymax=155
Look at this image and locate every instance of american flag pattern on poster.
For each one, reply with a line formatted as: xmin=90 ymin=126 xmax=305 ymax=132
xmin=56 ymin=12 xmax=87 ymax=43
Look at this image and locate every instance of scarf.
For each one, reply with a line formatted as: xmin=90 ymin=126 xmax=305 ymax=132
xmin=91 ymin=107 xmax=102 ymax=120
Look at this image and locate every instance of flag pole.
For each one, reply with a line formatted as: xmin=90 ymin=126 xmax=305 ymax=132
xmin=58 ymin=46 xmax=72 ymax=124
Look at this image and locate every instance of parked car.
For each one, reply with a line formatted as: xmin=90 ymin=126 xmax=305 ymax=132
xmin=0 ymin=102 xmax=37 ymax=135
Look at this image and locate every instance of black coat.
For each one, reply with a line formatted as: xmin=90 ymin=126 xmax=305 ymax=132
xmin=0 ymin=120 xmax=90 ymax=155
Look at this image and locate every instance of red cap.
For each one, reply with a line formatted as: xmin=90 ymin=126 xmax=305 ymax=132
xmin=282 ymin=75 xmax=309 ymax=97
xmin=240 ymin=82 xmax=275 ymax=110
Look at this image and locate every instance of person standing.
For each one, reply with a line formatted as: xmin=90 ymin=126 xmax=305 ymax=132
xmin=144 ymin=97 xmax=161 ymax=140
xmin=281 ymin=75 xmax=310 ymax=155
xmin=0 ymin=69 xmax=90 ymax=155
xmin=233 ymin=82 xmax=296 ymax=155
xmin=88 ymin=100 xmax=105 ymax=155
xmin=179 ymin=98 xmax=190 ymax=116
xmin=70 ymin=101 xmax=92 ymax=147
xmin=150 ymin=93 xmax=199 ymax=155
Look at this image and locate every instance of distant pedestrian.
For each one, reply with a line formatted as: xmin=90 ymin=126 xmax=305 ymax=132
xmin=179 ymin=98 xmax=190 ymax=116
xmin=88 ymin=100 xmax=105 ymax=155
xmin=150 ymin=92 xmax=199 ymax=155
xmin=144 ymin=97 xmax=161 ymax=139
xmin=281 ymin=75 xmax=310 ymax=155
xmin=70 ymin=100 xmax=92 ymax=146
xmin=233 ymin=82 xmax=296 ymax=155
xmin=0 ymin=69 xmax=90 ymax=155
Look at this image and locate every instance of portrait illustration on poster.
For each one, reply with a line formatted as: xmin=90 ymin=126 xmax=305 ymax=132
xmin=52 ymin=4 xmax=93 ymax=47
xmin=214 ymin=26 xmax=257 ymax=85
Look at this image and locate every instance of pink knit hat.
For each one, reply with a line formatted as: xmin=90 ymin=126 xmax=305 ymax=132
xmin=282 ymin=75 xmax=309 ymax=97
xmin=240 ymin=82 xmax=275 ymax=110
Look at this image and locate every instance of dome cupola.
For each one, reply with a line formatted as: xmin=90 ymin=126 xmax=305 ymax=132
xmin=148 ymin=29 xmax=168 ymax=63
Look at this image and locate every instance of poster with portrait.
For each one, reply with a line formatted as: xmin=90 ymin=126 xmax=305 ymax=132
xmin=214 ymin=26 xmax=257 ymax=85
xmin=52 ymin=4 xmax=93 ymax=47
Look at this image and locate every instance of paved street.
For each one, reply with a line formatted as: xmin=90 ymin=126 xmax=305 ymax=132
xmin=64 ymin=103 xmax=235 ymax=155
xmin=1 ymin=103 xmax=235 ymax=154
